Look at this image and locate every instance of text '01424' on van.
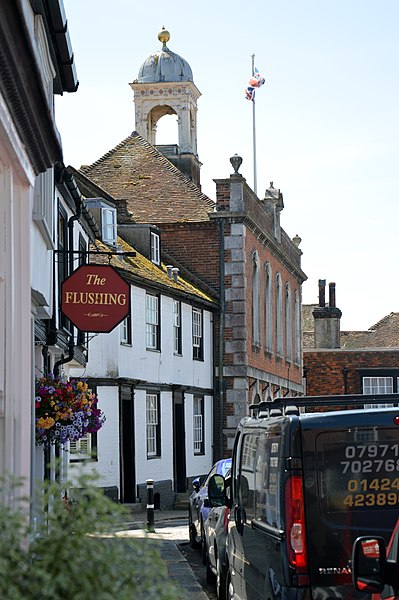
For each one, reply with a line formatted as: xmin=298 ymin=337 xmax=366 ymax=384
xmin=208 ymin=394 xmax=399 ymax=600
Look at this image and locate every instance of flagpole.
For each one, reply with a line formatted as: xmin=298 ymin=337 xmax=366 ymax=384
xmin=252 ymin=53 xmax=257 ymax=195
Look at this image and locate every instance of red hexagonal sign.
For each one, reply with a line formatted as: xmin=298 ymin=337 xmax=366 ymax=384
xmin=61 ymin=265 xmax=130 ymax=333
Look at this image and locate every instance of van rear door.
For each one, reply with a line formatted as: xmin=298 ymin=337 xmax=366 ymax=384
xmin=301 ymin=409 xmax=399 ymax=593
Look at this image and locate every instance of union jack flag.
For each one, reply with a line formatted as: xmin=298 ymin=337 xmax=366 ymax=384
xmin=245 ymin=67 xmax=265 ymax=101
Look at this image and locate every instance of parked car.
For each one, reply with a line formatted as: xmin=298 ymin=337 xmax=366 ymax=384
xmin=203 ymin=471 xmax=231 ymax=599
xmin=188 ymin=458 xmax=231 ymax=551
xmin=352 ymin=517 xmax=399 ymax=599
xmin=208 ymin=395 xmax=399 ymax=600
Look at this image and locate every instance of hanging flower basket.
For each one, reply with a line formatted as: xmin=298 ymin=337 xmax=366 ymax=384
xmin=35 ymin=374 xmax=106 ymax=447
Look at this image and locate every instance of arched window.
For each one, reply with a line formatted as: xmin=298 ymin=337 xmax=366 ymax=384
xmin=294 ymin=289 xmax=301 ymax=364
xmin=251 ymin=251 xmax=261 ymax=345
xmin=285 ymin=282 xmax=292 ymax=362
xmin=276 ymin=273 xmax=283 ymax=357
xmin=264 ymin=262 xmax=272 ymax=352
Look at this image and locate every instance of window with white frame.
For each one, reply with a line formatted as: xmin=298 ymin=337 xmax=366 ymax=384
xmin=69 ymin=433 xmax=95 ymax=461
xmin=32 ymin=169 xmax=54 ymax=245
xmin=276 ymin=273 xmax=283 ymax=357
xmin=120 ymin=313 xmax=132 ymax=345
xmin=193 ymin=396 xmax=204 ymax=454
xmin=363 ymin=376 xmax=395 ymax=408
xmin=264 ymin=262 xmax=273 ymax=353
xmin=146 ymin=293 xmax=160 ymax=350
xmin=173 ymin=300 xmax=182 ymax=354
xmin=363 ymin=377 xmax=393 ymax=395
xmin=251 ymin=251 xmax=261 ymax=346
xmin=192 ymin=308 xmax=203 ymax=360
xmin=102 ymin=207 xmax=117 ymax=244
xmin=151 ymin=232 xmax=160 ymax=265
xmin=146 ymin=393 xmax=160 ymax=457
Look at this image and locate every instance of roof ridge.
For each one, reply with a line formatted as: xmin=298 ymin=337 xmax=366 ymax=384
xmin=369 ymin=311 xmax=396 ymax=331
xmin=130 ymin=132 xmax=215 ymax=208
xmin=81 ymin=133 xmax=137 ymax=172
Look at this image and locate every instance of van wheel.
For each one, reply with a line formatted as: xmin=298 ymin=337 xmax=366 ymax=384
xmin=206 ymin=551 xmax=216 ymax=584
xmin=216 ymin=553 xmax=226 ymax=600
xmin=201 ymin=521 xmax=207 ymax=565
xmin=226 ymin=567 xmax=234 ymax=600
xmin=189 ymin=511 xmax=200 ymax=549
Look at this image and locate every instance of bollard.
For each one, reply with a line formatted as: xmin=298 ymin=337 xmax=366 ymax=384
xmin=146 ymin=479 xmax=155 ymax=533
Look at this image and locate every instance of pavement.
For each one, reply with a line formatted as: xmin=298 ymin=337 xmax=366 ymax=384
xmin=112 ymin=508 xmax=210 ymax=599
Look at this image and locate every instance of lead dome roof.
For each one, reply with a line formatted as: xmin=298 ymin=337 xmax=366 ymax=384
xmin=136 ymin=28 xmax=193 ymax=84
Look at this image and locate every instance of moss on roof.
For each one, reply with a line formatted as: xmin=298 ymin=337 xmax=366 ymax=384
xmin=90 ymin=237 xmax=216 ymax=306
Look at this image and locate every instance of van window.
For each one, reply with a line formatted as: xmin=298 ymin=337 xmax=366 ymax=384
xmin=240 ymin=433 xmax=257 ymax=521
xmin=316 ymin=428 xmax=399 ymax=531
xmin=254 ymin=432 xmax=282 ymax=528
xmin=236 ymin=430 xmax=282 ymax=528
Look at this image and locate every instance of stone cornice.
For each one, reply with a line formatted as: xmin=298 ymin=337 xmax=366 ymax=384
xmin=210 ymin=210 xmax=307 ymax=283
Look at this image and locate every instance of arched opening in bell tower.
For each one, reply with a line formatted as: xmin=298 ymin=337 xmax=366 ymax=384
xmin=156 ymin=114 xmax=178 ymax=146
xmin=149 ymin=105 xmax=178 ymax=148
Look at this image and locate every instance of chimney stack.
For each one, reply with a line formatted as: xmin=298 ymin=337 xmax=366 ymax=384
xmin=312 ymin=279 xmax=342 ymax=349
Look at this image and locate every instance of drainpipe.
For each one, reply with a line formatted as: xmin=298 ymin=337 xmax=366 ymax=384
xmin=217 ymin=217 xmax=225 ymax=461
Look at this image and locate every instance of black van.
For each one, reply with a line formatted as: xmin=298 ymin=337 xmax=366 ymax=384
xmin=208 ymin=395 xmax=399 ymax=600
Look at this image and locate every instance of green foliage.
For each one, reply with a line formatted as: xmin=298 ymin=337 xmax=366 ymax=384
xmin=0 ymin=473 xmax=180 ymax=600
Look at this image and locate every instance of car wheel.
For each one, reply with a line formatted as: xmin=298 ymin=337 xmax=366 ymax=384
xmin=201 ymin=520 xmax=207 ymax=565
xmin=205 ymin=544 xmax=216 ymax=585
xmin=216 ymin=552 xmax=227 ymax=600
xmin=189 ymin=510 xmax=200 ymax=549
xmin=226 ymin=566 xmax=234 ymax=600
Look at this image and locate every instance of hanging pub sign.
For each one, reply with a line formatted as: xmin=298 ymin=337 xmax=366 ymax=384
xmin=61 ymin=265 xmax=130 ymax=333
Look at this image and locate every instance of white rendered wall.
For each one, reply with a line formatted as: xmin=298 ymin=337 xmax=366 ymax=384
xmin=69 ymin=386 xmax=120 ymax=490
xmin=0 ymin=90 xmax=35 ymax=505
xmin=185 ymin=393 xmax=213 ymax=479
xmin=134 ymin=389 xmax=174 ymax=485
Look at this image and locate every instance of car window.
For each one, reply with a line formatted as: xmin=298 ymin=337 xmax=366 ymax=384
xmin=220 ymin=459 xmax=232 ymax=478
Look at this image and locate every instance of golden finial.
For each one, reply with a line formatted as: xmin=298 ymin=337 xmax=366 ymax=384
xmin=158 ymin=26 xmax=170 ymax=47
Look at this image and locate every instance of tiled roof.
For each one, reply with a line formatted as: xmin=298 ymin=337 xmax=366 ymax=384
xmin=79 ymin=132 xmax=215 ymax=223
xmin=303 ymin=305 xmax=399 ymax=350
xmin=90 ymin=237 xmax=216 ymax=306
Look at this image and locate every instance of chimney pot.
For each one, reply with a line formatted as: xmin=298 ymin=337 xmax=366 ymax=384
xmin=166 ymin=265 xmax=173 ymax=278
xmin=171 ymin=267 xmax=179 ymax=283
xmin=329 ymin=282 xmax=336 ymax=308
xmin=318 ymin=279 xmax=326 ymax=307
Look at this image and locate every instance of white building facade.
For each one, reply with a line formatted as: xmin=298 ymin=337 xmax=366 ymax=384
xmin=0 ymin=0 xmax=78 ymax=506
xmin=69 ymin=241 xmax=216 ymax=508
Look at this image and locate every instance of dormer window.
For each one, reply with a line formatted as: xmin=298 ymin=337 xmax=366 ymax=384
xmin=84 ymin=198 xmax=117 ymax=246
xmin=102 ymin=207 xmax=116 ymax=244
xmin=151 ymin=232 xmax=160 ymax=265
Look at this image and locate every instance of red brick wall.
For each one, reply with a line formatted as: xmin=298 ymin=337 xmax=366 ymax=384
xmin=157 ymin=221 xmax=221 ymax=292
xmin=304 ymin=350 xmax=399 ymax=395
xmin=245 ymin=228 xmax=303 ymax=385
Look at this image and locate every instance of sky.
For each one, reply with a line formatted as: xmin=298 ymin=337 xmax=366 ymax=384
xmin=56 ymin=0 xmax=399 ymax=332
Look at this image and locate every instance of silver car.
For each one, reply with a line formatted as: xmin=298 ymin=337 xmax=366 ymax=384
xmin=203 ymin=472 xmax=231 ymax=600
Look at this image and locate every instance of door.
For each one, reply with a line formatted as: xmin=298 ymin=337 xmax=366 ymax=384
xmin=173 ymin=390 xmax=186 ymax=493
xmin=119 ymin=385 xmax=136 ymax=503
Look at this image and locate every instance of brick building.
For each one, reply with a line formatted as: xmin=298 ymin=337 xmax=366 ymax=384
xmin=72 ymin=29 xmax=307 ymax=457
xmin=303 ymin=280 xmax=399 ymax=397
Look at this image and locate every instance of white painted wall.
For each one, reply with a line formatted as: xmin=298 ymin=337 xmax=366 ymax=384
xmin=73 ymin=280 xmax=215 ymax=497
xmin=0 ymin=90 xmax=36 ymax=505
xmin=69 ymin=386 xmax=120 ymax=489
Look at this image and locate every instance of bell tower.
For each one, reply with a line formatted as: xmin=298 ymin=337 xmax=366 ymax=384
xmin=130 ymin=28 xmax=202 ymax=187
